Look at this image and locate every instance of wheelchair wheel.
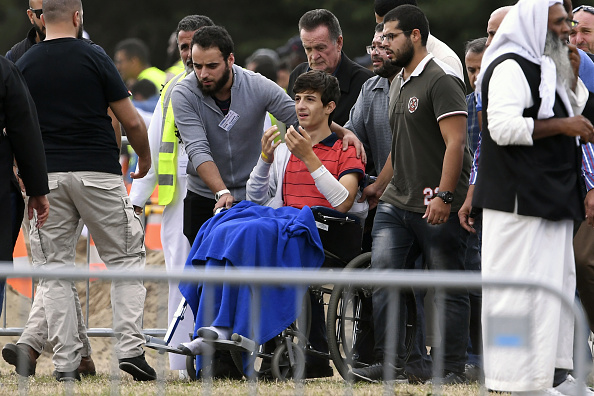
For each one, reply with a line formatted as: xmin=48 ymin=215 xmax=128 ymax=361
xmin=326 ymin=252 xmax=417 ymax=380
xmin=270 ymin=340 xmax=306 ymax=381
xmin=186 ymin=355 xmax=197 ymax=381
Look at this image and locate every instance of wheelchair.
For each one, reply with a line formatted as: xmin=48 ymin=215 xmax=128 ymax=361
xmin=145 ymin=205 xmax=417 ymax=381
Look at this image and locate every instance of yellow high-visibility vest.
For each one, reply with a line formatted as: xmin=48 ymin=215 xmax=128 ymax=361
xmin=138 ymin=66 xmax=167 ymax=93
xmin=157 ymin=71 xmax=186 ymax=205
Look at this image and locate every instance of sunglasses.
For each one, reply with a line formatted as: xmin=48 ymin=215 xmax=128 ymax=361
xmin=28 ymin=8 xmax=42 ymax=19
xmin=573 ymin=5 xmax=594 ymax=15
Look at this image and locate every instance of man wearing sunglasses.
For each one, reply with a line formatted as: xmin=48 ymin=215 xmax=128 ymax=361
xmin=571 ymin=4 xmax=594 ymax=53
xmin=5 ymin=1 xmax=45 ymax=63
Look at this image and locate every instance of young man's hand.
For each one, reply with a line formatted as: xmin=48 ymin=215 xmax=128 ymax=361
xmin=285 ymin=125 xmax=315 ymax=163
xmin=260 ymin=125 xmax=281 ymax=163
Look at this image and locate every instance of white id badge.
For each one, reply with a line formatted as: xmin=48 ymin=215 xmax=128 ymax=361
xmin=218 ymin=110 xmax=240 ymax=132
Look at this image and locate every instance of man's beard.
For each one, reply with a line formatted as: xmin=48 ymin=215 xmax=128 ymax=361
xmin=197 ymin=64 xmax=231 ymax=95
xmin=375 ymin=57 xmax=402 ymax=78
xmin=77 ymin=22 xmax=84 ymax=40
xmin=33 ymin=22 xmax=45 ymax=41
xmin=544 ymin=30 xmax=575 ymax=89
xmin=390 ymin=38 xmax=414 ymax=68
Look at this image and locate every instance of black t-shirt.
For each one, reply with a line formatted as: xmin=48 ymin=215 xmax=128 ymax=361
xmin=16 ymin=38 xmax=130 ymax=174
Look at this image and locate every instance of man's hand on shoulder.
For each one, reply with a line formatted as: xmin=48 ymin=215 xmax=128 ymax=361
xmin=330 ymin=123 xmax=367 ymax=164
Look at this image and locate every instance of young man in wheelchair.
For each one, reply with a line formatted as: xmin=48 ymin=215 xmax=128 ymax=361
xmin=177 ymin=70 xmax=367 ymax=378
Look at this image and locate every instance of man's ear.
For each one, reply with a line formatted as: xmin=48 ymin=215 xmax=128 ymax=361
xmin=325 ymin=101 xmax=337 ymax=115
xmin=335 ymin=36 xmax=344 ymax=52
xmin=227 ymin=53 xmax=235 ymax=68
xmin=411 ymin=29 xmax=421 ymax=44
xmin=73 ymin=10 xmax=82 ymax=29
xmin=40 ymin=14 xmax=46 ymax=27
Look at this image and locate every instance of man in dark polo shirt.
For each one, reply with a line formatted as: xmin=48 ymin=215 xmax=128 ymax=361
xmin=287 ymin=9 xmax=374 ymax=126
xmin=351 ymin=4 xmax=471 ymax=384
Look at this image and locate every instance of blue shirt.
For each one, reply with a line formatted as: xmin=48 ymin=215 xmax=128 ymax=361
xmin=466 ymin=91 xmax=480 ymax=154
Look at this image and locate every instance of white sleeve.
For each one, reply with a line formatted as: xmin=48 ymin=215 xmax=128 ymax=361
xmin=570 ymin=78 xmax=588 ymax=115
xmin=246 ymin=156 xmax=274 ymax=205
xmin=129 ymin=99 xmax=162 ymax=207
xmin=310 ymin=165 xmax=349 ymax=208
xmin=486 ymin=60 xmax=535 ymax=146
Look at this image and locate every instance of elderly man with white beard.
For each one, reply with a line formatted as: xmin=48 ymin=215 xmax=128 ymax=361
xmin=472 ymin=0 xmax=594 ymax=394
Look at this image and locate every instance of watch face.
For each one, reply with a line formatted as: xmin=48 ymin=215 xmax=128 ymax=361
xmin=438 ymin=191 xmax=454 ymax=203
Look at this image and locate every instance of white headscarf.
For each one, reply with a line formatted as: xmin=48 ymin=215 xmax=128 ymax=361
xmin=476 ymin=0 xmax=572 ymax=119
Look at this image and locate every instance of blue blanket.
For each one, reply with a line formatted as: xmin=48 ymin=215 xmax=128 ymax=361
xmin=179 ymin=200 xmax=325 ymax=376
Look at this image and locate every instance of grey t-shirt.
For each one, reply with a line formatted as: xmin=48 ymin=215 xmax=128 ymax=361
xmin=382 ymin=56 xmax=471 ymax=213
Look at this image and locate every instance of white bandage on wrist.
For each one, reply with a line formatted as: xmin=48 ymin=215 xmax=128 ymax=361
xmin=310 ymin=165 xmax=349 ymax=208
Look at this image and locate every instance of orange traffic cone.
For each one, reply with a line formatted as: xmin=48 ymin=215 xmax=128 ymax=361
xmin=8 ymin=229 xmax=33 ymax=298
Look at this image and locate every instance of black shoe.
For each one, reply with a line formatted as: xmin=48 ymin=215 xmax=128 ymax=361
xmin=350 ymin=362 xmax=408 ymax=384
xmin=464 ymin=364 xmax=484 ymax=383
xmin=426 ymin=371 xmax=467 ymax=385
xmin=54 ymin=370 xmax=81 ymax=382
xmin=2 ymin=343 xmax=38 ymax=377
xmin=118 ymin=352 xmax=156 ymax=381
xmin=305 ymin=364 xmax=334 ymax=379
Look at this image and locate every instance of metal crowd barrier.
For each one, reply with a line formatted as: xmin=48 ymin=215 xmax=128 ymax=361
xmin=0 ymin=264 xmax=590 ymax=396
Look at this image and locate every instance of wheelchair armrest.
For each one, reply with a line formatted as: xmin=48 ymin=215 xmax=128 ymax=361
xmin=310 ymin=206 xmax=361 ymax=226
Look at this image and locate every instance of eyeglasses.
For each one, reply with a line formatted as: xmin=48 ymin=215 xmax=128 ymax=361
xmin=28 ymin=8 xmax=42 ymax=18
xmin=366 ymin=45 xmax=386 ymax=54
xmin=381 ymin=30 xmax=412 ymax=42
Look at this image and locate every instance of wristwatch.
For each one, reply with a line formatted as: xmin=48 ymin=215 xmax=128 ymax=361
xmin=436 ymin=190 xmax=454 ymax=204
xmin=215 ymin=189 xmax=230 ymax=202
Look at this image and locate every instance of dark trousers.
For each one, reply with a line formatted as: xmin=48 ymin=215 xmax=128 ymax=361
xmin=1 ymin=186 xmax=25 ymax=317
xmin=371 ymin=202 xmax=470 ymax=374
xmin=464 ymin=212 xmax=482 ymax=366
xmin=183 ymin=190 xmax=216 ymax=247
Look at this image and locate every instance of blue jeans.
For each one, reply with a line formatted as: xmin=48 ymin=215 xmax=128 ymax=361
xmin=371 ymin=202 xmax=470 ymax=374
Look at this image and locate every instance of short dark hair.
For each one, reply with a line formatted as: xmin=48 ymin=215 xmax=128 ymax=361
xmin=175 ymin=15 xmax=214 ymax=39
xmin=375 ymin=23 xmax=384 ymax=33
xmin=298 ymin=9 xmax=342 ymax=43
xmin=293 ymin=70 xmax=340 ymax=126
xmin=130 ymin=79 xmax=157 ymax=99
xmin=191 ymin=26 xmax=234 ymax=62
xmin=374 ymin=0 xmax=417 ymax=18
xmin=464 ymin=37 xmax=488 ymax=56
xmin=43 ymin=0 xmax=82 ymax=24
xmin=115 ymin=38 xmax=150 ymax=65
xmin=384 ymin=5 xmax=429 ymax=46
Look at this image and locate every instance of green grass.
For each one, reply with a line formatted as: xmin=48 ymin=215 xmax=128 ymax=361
xmin=0 ymin=373 xmax=486 ymax=395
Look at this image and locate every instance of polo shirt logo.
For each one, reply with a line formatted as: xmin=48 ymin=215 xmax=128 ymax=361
xmin=408 ymin=97 xmax=419 ymax=113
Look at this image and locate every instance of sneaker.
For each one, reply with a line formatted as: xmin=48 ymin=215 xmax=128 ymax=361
xmin=2 ymin=343 xmax=39 ymax=377
xmin=350 ymin=362 xmax=408 ymax=384
xmin=511 ymin=389 xmax=569 ymax=395
xmin=53 ymin=370 xmax=81 ymax=382
xmin=118 ymin=352 xmax=157 ymax=381
xmin=554 ymin=375 xmax=594 ymax=396
xmin=426 ymin=371 xmax=467 ymax=385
